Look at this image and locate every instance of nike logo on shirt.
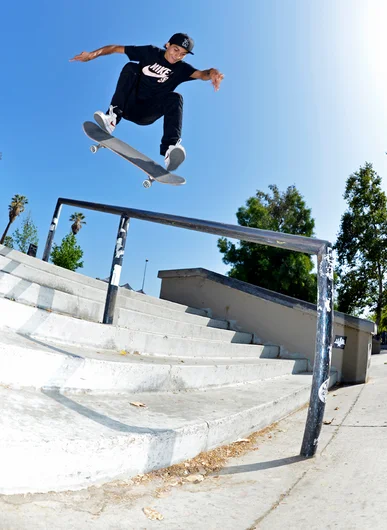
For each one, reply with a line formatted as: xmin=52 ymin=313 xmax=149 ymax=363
xmin=142 ymin=63 xmax=172 ymax=83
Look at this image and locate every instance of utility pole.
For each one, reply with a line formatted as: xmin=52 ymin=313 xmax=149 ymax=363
xmin=141 ymin=259 xmax=149 ymax=292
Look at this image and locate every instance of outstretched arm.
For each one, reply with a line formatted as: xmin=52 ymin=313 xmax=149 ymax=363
xmin=70 ymin=45 xmax=125 ymax=62
xmin=190 ymin=68 xmax=224 ymax=91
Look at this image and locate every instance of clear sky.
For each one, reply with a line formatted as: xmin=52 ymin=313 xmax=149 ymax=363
xmin=1 ymin=0 xmax=387 ymax=297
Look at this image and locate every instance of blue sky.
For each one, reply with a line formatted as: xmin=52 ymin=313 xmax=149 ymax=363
xmin=1 ymin=0 xmax=387 ymax=296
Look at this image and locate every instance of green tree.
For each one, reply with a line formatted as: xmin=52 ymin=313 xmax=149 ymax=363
xmin=69 ymin=212 xmax=86 ymax=235
xmin=218 ymin=184 xmax=317 ymax=302
xmin=50 ymin=234 xmax=84 ymax=271
xmin=378 ymin=306 xmax=387 ymax=332
xmin=12 ymin=212 xmax=39 ymax=253
xmin=0 ymin=194 xmax=28 ymax=244
xmin=3 ymin=236 xmax=14 ymax=248
xmin=335 ymin=162 xmax=387 ymax=327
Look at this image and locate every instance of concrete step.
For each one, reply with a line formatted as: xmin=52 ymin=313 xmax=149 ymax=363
xmin=117 ymin=292 xmax=232 ymax=329
xmin=0 ymin=373 xmax=318 ymax=494
xmin=0 ymin=328 xmax=308 ymax=393
xmin=0 ymin=248 xmax=211 ymax=318
xmin=0 ymin=272 xmax=248 ymax=342
xmin=0 ymin=298 xmax=279 ymax=359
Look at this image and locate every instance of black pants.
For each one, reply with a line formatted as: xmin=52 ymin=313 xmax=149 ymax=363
xmin=109 ymin=62 xmax=183 ymax=155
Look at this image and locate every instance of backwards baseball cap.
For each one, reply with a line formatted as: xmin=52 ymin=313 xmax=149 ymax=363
xmin=168 ymin=33 xmax=194 ymax=55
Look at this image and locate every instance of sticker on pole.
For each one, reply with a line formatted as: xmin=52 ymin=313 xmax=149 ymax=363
xmin=318 ymin=378 xmax=329 ymax=403
xmin=333 ymin=335 xmax=347 ymax=349
xmin=111 ymin=264 xmax=122 ymax=286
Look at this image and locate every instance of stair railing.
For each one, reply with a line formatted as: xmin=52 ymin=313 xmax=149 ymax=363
xmin=43 ymin=197 xmax=333 ymax=459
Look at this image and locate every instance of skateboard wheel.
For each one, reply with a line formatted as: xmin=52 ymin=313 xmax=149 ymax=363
xmin=90 ymin=144 xmax=99 ymax=154
xmin=143 ymin=179 xmax=152 ymax=189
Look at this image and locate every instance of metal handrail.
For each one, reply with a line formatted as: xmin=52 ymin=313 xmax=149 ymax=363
xmin=43 ymin=198 xmax=328 ymax=256
xmin=42 ymin=197 xmax=333 ymax=459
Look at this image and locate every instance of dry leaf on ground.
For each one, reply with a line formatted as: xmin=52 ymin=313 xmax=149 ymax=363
xmin=155 ymin=487 xmax=171 ymax=498
xmin=130 ymin=401 xmax=147 ymax=408
xmin=185 ymin=474 xmax=204 ymax=483
xmin=143 ymin=507 xmax=164 ymax=520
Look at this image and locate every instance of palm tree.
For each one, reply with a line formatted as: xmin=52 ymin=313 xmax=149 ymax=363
xmin=0 ymin=195 xmax=28 ymax=245
xmin=69 ymin=212 xmax=86 ymax=235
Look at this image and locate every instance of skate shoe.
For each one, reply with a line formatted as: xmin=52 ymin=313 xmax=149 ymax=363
xmin=94 ymin=105 xmax=117 ymax=134
xmin=164 ymin=140 xmax=186 ymax=172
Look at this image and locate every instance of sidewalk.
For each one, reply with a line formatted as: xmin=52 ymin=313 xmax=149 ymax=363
xmin=1 ymin=353 xmax=386 ymax=530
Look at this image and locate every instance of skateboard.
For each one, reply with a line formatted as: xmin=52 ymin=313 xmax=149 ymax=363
xmin=82 ymin=121 xmax=186 ymax=188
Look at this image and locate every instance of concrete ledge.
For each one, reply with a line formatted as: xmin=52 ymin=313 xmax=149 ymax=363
xmin=158 ymin=268 xmax=376 ymax=383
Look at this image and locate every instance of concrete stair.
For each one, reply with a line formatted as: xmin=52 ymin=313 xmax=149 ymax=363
xmin=0 ymin=326 xmax=307 ymax=393
xmin=0 ymin=244 xmax=335 ymax=494
xmin=0 ymin=375 xmax=314 ymax=495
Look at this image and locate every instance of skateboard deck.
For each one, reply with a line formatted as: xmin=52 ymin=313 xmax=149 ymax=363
xmin=83 ymin=121 xmax=186 ymax=188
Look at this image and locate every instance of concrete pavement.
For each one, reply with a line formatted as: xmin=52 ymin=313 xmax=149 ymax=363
xmin=1 ymin=353 xmax=386 ymax=529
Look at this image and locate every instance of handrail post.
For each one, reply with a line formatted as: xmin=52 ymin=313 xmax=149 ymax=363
xmin=300 ymin=244 xmax=334 ymax=457
xmin=42 ymin=200 xmax=62 ymax=262
xmin=103 ymin=215 xmax=130 ymax=325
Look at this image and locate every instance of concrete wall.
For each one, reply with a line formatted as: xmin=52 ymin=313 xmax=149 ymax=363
xmin=158 ymin=268 xmax=376 ymax=384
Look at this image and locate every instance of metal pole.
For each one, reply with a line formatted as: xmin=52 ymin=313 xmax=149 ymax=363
xmin=103 ymin=215 xmax=130 ymax=325
xmin=141 ymin=259 xmax=149 ymax=292
xmin=300 ymin=244 xmax=334 ymax=457
xmin=42 ymin=200 xmax=62 ymax=262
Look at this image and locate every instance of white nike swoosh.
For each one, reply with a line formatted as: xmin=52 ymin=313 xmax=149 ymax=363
xmin=142 ymin=66 xmax=166 ymax=78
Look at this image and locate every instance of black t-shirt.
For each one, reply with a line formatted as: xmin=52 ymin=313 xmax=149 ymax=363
xmin=124 ymin=45 xmax=197 ymax=100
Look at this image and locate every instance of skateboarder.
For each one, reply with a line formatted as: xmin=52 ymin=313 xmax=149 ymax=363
xmin=70 ymin=33 xmax=224 ymax=171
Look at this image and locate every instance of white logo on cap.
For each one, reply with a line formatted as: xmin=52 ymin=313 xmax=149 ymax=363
xmin=182 ymin=38 xmax=190 ymax=49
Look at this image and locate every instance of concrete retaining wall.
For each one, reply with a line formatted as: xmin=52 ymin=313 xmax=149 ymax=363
xmin=159 ymin=268 xmax=376 ymax=383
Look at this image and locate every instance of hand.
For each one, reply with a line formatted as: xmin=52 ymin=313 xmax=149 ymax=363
xmin=69 ymin=51 xmax=93 ymax=62
xmin=210 ymin=69 xmax=224 ymax=91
